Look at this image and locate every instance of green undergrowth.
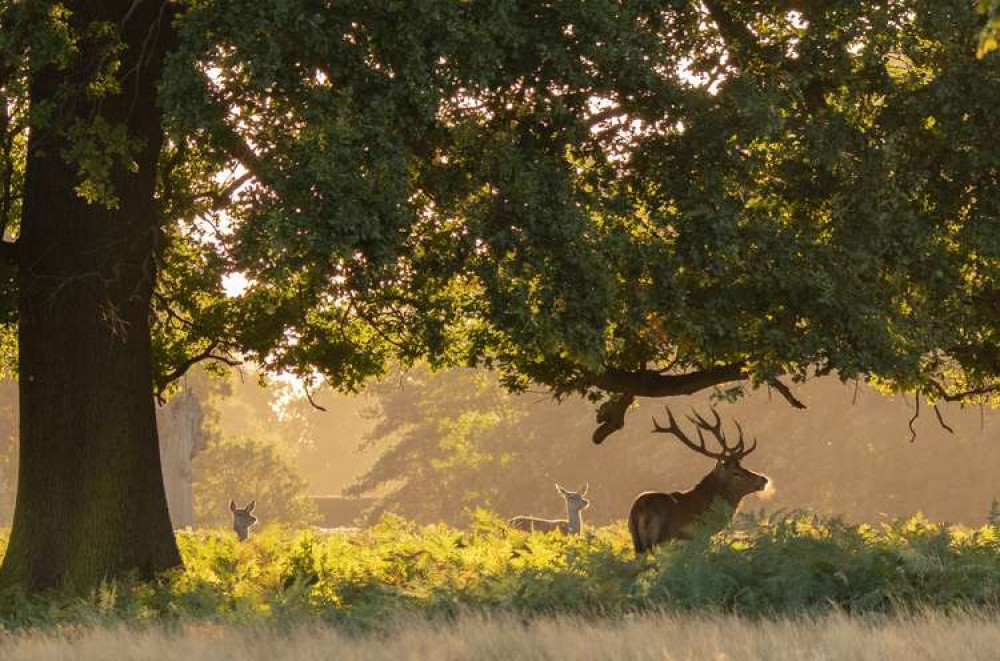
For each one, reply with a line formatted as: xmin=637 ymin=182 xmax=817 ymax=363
xmin=1 ymin=511 xmax=1000 ymax=630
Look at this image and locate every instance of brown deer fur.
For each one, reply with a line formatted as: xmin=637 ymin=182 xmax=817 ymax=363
xmin=629 ymin=408 xmax=768 ymax=554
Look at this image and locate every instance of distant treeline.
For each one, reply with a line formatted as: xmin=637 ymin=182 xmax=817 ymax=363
xmin=1 ymin=370 xmax=997 ymax=529
xmin=345 ymin=368 xmax=1000 ymax=527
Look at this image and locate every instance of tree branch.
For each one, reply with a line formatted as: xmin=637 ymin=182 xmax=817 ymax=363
xmin=908 ymin=393 xmax=920 ymax=443
xmin=216 ymin=122 xmax=273 ymax=190
xmin=591 ymin=362 xmax=746 ymax=398
xmin=703 ymin=0 xmax=831 ymax=111
xmin=155 ymin=345 xmax=242 ymax=403
xmin=933 ymin=403 xmax=954 ymax=435
xmin=702 ymin=0 xmax=765 ymax=68
xmin=927 ymin=378 xmax=1000 ymax=402
xmin=304 ymin=383 xmax=328 ymax=412
xmin=769 ymin=377 xmax=807 ymax=409
xmin=588 ymin=363 xmax=747 ymax=444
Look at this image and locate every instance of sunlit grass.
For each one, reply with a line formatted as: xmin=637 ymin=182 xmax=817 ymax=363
xmin=4 ymin=611 xmax=1000 ymax=661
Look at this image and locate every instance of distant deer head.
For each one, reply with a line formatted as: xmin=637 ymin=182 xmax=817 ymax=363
xmin=629 ymin=407 xmax=768 ymax=553
xmin=508 ymin=483 xmax=590 ymax=534
xmin=230 ymin=499 xmax=257 ymax=541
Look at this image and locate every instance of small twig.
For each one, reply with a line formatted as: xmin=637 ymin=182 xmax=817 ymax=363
xmin=908 ymin=394 xmax=920 ymax=443
xmin=933 ymin=403 xmax=954 ymax=434
xmin=304 ymin=383 xmax=328 ymax=412
xmin=852 ymin=377 xmax=860 ymax=405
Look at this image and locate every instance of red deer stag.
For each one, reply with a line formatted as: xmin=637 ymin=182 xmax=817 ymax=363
xmin=629 ymin=407 xmax=768 ymax=553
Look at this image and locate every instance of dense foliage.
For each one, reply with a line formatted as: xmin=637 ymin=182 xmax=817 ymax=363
xmin=2 ymin=512 xmax=1000 ymax=629
xmin=5 ymin=0 xmax=991 ymax=412
xmin=153 ymin=0 xmax=1000 ymax=416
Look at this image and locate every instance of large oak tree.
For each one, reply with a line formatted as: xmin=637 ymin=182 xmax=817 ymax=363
xmin=0 ymin=0 xmax=997 ymax=592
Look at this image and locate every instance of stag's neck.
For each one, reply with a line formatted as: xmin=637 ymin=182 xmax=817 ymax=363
xmin=691 ymin=472 xmax=742 ymax=511
xmin=566 ymin=507 xmax=583 ymax=534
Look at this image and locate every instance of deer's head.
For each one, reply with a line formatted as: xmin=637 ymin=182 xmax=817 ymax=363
xmin=229 ymin=499 xmax=257 ymax=541
xmin=556 ymin=483 xmax=590 ymax=513
xmin=652 ymin=407 xmax=768 ymax=501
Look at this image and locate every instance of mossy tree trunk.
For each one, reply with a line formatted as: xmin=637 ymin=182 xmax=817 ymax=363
xmin=0 ymin=0 xmax=181 ymax=593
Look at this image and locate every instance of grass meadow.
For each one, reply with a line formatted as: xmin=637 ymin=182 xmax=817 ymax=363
xmin=4 ymin=612 xmax=1000 ymax=660
xmin=2 ymin=511 xmax=1000 ymax=658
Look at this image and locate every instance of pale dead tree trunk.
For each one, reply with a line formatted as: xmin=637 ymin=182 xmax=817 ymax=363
xmin=156 ymin=390 xmax=207 ymax=529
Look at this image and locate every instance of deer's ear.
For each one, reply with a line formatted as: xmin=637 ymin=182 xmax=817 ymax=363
xmin=555 ymin=484 xmax=567 ymax=494
xmin=246 ymin=500 xmax=256 ymax=513
xmin=229 ymin=499 xmax=237 ymax=513
xmin=580 ymin=483 xmax=589 ymax=496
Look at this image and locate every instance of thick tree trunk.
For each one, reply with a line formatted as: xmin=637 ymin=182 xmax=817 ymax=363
xmin=0 ymin=1 xmax=180 ymax=593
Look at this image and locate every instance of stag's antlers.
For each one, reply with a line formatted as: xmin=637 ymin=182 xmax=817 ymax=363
xmin=651 ymin=407 xmax=756 ymax=461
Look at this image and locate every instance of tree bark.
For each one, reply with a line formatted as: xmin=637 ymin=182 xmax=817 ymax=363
xmin=0 ymin=0 xmax=180 ymax=593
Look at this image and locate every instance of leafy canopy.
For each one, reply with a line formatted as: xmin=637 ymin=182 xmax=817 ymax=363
xmin=3 ymin=1 xmax=998 ymax=427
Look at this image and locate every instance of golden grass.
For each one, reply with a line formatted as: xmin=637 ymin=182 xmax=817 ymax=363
xmin=2 ymin=611 xmax=1000 ymax=660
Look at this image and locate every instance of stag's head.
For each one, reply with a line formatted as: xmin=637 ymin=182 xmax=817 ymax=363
xmin=556 ymin=483 xmax=590 ymax=513
xmin=653 ymin=407 xmax=768 ymax=500
xmin=229 ymin=499 xmax=257 ymax=541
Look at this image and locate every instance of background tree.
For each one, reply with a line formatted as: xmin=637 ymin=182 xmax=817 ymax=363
xmin=0 ymin=1 xmax=997 ymax=593
xmin=205 ymin=368 xmax=376 ymax=497
xmin=192 ymin=436 xmax=318 ymax=528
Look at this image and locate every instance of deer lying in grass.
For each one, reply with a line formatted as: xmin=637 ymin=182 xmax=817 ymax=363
xmin=629 ymin=408 xmax=768 ymax=554
xmin=230 ymin=499 xmax=258 ymax=541
xmin=508 ymin=484 xmax=590 ymax=534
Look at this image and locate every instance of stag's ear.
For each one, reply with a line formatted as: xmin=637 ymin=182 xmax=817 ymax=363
xmin=555 ymin=484 xmax=567 ymax=494
xmin=246 ymin=500 xmax=256 ymax=513
xmin=229 ymin=499 xmax=237 ymax=513
xmin=579 ymin=483 xmax=589 ymax=496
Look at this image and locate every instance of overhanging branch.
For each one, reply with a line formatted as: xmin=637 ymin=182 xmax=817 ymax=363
xmin=591 ymin=362 xmax=746 ymax=398
xmin=589 ymin=362 xmax=747 ymax=444
xmin=588 ymin=363 xmax=812 ymax=443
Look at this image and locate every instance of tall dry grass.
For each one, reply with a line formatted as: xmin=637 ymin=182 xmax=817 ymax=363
xmin=2 ymin=611 xmax=1000 ymax=661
